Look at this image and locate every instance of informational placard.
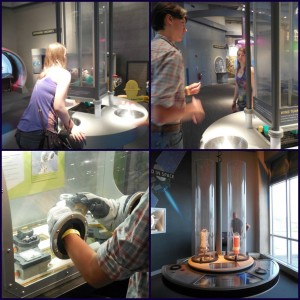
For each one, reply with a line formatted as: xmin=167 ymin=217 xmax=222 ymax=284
xmin=254 ymin=98 xmax=298 ymax=126
xmin=32 ymin=29 xmax=56 ymax=36
xmin=2 ymin=151 xmax=65 ymax=200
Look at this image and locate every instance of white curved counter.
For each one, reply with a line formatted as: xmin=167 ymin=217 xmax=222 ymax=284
xmin=200 ymin=112 xmax=270 ymax=149
xmin=65 ymin=97 xmax=148 ymax=149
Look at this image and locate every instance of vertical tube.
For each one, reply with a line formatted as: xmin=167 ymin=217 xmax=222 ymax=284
xmin=94 ymin=2 xmax=100 ymax=100
xmin=76 ymin=2 xmax=82 ymax=85
xmin=271 ymin=2 xmax=280 ymax=131
xmin=62 ymin=3 xmax=66 ymax=46
xmin=227 ymin=161 xmax=247 ymax=259
xmin=55 ymin=2 xmax=62 ymax=43
xmin=245 ymin=2 xmax=252 ymax=109
xmin=288 ymin=3 xmax=293 ymax=107
xmin=195 ymin=160 xmax=215 ymax=256
xmin=108 ymin=2 xmax=113 ymax=92
xmin=253 ymin=3 xmax=258 ymax=101
xmin=216 ymin=160 xmax=222 ymax=255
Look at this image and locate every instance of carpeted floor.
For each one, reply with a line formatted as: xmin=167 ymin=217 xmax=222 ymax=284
xmin=182 ymin=83 xmax=236 ymax=149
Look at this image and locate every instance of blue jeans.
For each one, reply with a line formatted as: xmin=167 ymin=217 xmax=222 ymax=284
xmin=15 ymin=129 xmax=44 ymax=149
xmin=151 ymin=129 xmax=183 ymax=149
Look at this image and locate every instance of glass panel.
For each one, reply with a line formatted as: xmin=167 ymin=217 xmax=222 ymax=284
xmin=65 ymin=3 xmax=94 ymax=88
xmin=64 ymin=2 xmax=108 ymax=97
xmin=271 ymin=181 xmax=287 ymax=237
xmin=291 ymin=241 xmax=298 ymax=269
xmin=2 ymin=151 xmax=148 ymax=287
xmin=272 ymin=236 xmax=288 ymax=264
xmin=227 ymin=161 xmax=246 ymax=257
xmin=280 ymin=2 xmax=298 ymax=107
xmin=64 ymin=2 xmax=80 ymax=86
xmin=99 ymin=3 xmax=108 ymax=95
xmin=81 ymin=3 xmax=94 ymax=87
xmin=289 ymin=177 xmax=298 ymax=239
xmin=254 ymin=2 xmax=272 ymax=105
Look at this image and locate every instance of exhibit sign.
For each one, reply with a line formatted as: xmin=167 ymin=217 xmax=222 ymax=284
xmin=2 ymin=151 xmax=65 ymax=200
xmin=32 ymin=29 xmax=56 ymax=36
xmin=254 ymin=98 xmax=298 ymax=126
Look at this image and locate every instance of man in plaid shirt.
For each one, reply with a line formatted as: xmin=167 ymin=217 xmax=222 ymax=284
xmin=151 ymin=2 xmax=205 ymax=149
xmin=48 ymin=189 xmax=149 ymax=298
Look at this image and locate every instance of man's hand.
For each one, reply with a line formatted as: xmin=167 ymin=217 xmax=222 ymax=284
xmin=66 ymin=192 xmax=143 ymax=231
xmin=185 ymin=82 xmax=201 ymax=96
xmin=232 ymin=101 xmax=237 ymax=113
xmin=67 ymin=192 xmax=111 ymax=219
xmin=191 ymin=97 xmax=205 ymax=124
xmin=47 ymin=205 xmax=73 ymax=236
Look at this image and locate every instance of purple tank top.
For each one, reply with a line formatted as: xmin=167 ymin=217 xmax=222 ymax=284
xmin=18 ymin=77 xmax=58 ymax=132
xmin=235 ymin=67 xmax=247 ymax=108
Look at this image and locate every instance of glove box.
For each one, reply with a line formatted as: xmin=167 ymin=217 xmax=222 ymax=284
xmin=2 ymin=150 xmax=148 ymax=298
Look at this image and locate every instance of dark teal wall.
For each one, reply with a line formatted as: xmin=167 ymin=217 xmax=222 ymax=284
xmin=151 ymin=151 xmax=193 ymax=272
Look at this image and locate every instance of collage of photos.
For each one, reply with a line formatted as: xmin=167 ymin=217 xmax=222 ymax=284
xmin=1 ymin=1 xmax=298 ymax=299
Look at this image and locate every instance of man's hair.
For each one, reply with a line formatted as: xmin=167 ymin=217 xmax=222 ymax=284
xmin=152 ymin=2 xmax=187 ymax=31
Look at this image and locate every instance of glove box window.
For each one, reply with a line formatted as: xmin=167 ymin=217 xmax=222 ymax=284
xmin=2 ymin=151 xmax=149 ymax=298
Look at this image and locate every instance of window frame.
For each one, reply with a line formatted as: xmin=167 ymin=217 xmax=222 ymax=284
xmin=269 ymin=175 xmax=298 ymax=271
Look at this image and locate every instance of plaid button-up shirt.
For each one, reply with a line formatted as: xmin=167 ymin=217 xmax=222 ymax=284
xmin=151 ymin=33 xmax=185 ymax=125
xmin=97 ymin=190 xmax=149 ymax=298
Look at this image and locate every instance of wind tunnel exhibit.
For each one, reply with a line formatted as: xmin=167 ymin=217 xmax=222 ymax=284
xmin=161 ymin=154 xmax=279 ymax=298
xmin=2 ymin=2 xmax=149 ymax=149
xmin=56 ymin=2 xmax=148 ymax=148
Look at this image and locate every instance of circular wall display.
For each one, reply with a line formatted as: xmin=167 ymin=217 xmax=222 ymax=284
xmin=214 ymin=56 xmax=225 ymax=73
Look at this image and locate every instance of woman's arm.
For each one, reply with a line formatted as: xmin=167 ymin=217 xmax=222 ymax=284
xmin=53 ymin=69 xmax=72 ymax=128
xmin=232 ymin=78 xmax=239 ymax=112
xmin=53 ymin=69 xmax=85 ymax=142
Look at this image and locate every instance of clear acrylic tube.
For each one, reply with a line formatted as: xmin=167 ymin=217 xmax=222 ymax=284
xmin=195 ymin=159 xmax=216 ymax=255
xmin=226 ymin=160 xmax=247 ymax=259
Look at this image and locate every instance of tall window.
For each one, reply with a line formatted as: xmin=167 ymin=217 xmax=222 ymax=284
xmin=270 ymin=176 xmax=298 ymax=271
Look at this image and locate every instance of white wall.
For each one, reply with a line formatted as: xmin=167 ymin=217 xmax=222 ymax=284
xmin=2 ymin=8 xmax=18 ymax=52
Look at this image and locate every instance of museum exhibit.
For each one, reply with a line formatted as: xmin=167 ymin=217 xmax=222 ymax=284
xmin=151 ymin=2 xmax=298 ymax=149
xmin=2 ymin=2 xmax=149 ymax=149
xmin=151 ymin=150 xmax=298 ymax=298
xmin=2 ymin=151 xmax=149 ymax=298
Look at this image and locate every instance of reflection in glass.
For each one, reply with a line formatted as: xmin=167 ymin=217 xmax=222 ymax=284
xmin=254 ymin=2 xmax=298 ymax=107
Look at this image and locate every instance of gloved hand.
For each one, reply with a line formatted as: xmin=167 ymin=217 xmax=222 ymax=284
xmin=66 ymin=192 xmax=144 ymax=231
xmin=47 ymin=205 xmax=73 ymax=236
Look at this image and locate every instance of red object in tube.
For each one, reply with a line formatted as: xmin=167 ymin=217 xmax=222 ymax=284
xmin=233 ymin=234 xmax=240 ymax=255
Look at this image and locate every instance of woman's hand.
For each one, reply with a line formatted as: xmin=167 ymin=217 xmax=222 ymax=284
xmin=71 ymin=125 xmax=86 ymax=142
xmin=232 ymin=101 xmax=237 ymax=113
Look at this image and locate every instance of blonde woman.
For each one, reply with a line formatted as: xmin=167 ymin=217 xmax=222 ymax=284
xmin=16 ymin=42 xmax=85 ymax=149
